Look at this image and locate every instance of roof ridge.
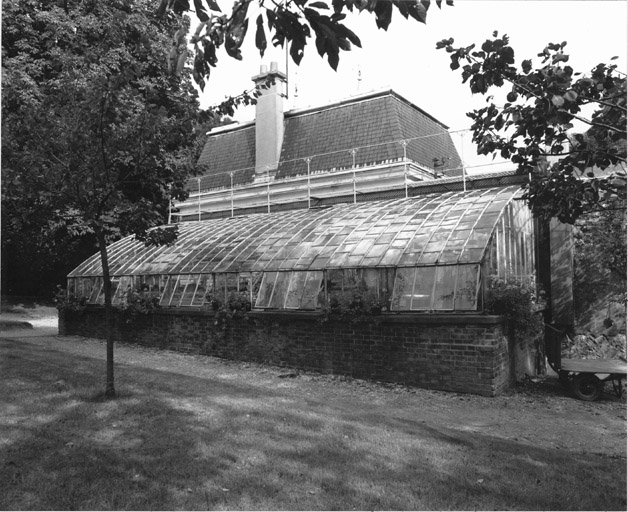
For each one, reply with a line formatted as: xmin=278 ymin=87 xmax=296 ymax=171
xmin=284 ymin=88 xmax=395 ymax=119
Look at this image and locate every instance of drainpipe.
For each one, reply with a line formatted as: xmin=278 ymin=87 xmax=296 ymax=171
xmin=305 ymin=157 xmax=312 ymax=208
xmin=230 ymin=172 xmax=234 ymax=218
xmin=459 ymin=132 xmax=466 ymax=193
xmin=401 ymin=140 xmax=408 ymax=199
xmin=350 ymin=148 xmax=357 ymax=204
xmin=197 ymin=178 xmax=201 ymax=221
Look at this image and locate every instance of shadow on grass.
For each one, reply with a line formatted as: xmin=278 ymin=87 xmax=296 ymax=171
xmin=1 ymin=338 xmax=626 ymax=511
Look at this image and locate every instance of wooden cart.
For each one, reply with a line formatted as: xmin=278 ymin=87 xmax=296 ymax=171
xmin=546 ymin=327 xmax=627 ymax=401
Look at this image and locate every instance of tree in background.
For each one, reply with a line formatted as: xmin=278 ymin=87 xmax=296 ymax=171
xmin=2 ymin=0 xmax=205 ymax=397
xmin=437 ymin=33 xmax=626 ymax=329
xmin=436 ymin=33 xmax=626 ymax=224
xmin=573 ymin=197 xmax=626 ymax=326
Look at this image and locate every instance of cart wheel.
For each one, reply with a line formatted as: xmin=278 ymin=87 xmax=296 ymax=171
xmin=572 ymin=374 xmax=603 ymax=401
xmin=612 ymin=378 xmax=625 ymax=398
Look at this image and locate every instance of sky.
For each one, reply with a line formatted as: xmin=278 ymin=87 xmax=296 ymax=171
xmin=194 ymin=0 xmax=628 ymax=173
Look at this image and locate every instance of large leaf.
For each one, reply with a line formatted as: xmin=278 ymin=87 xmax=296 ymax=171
xmin=374 ymin=0 xmax=393 ymax=30
xmin=255 ymin=14 xmax=267 ymax=56
xmin=225 ymin=0 xmax=250 ymax=60
xmin=193 ymin=0 xmax=209 ymax=21
xmin=206 ymin=0 xmax=222 ymax=12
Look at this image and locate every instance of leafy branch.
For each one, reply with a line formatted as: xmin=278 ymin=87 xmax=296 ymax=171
xmin=436 ymin=33 xmax=626 ymax=223
xmin=159 ymin=0 xmax=453 ymax=93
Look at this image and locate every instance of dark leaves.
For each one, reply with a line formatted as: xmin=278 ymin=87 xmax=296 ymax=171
xmin=185 ymin=0 xmax=453 ymax=87
xmin=438 ymin=32 xmax=627 ymax=223
xmin=193 ymin=0 xmax=209 ymax=22
xmin=374 ymin=1 xmax=393 ymax=30
xmin=137 ymin=225 xmax=180 ymax=247
xmin=255 ymin=14 xmax=267 ymax=56
xmin=304 ymin=7 xmax=361 ymax=69
xmin=225 ymin=0 xmax=250 ymax=60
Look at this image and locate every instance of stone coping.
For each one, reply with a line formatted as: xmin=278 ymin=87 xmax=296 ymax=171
xmin=78 ymin=306 xmax=504 ymax=325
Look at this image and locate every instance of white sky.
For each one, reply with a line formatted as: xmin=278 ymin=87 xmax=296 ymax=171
xmin=194 ymin=0 xmax=628 ymax=173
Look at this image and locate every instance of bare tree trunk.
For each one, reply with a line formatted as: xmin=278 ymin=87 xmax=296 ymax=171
xmin=96 ymin=228 xmax=115 ymax=398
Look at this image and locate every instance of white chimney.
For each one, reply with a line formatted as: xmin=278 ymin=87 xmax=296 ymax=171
xmin=251 ymin=62 xmax=286 ymax=180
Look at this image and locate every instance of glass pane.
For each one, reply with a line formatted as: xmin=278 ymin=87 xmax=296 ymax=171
xmin=362 ymin=268 xmax=380 ymax=293
xmin=412 ymin=267 xmax=436 ymax=310
xmin=268 ymin=272 xmax=291 ymax=309
xmin=66 ymin=278 xmax=77 ymax=298
xmin=214 ymin=274 xmax=227 ymax=304
xmin=326 ymin=269 xmax=343 ymax=293
xmin=191 ymin=275 xmax=210 ymax=306
xmin=80 ymin=278 xmax=93 ymax=301
xmin=160 ymin=275 xmax=178 ymax=306
xmin=343 ymin=269 xmax=361 ymax=291
xmin=226 ymin=273 xmax=238 ymax=294
xmin=255 ymin=272 xmax=277 ymax=308
xmin=285 ymin=271 xmax=307 ymax=309
xmin=179 ymin=275 xmax=200 ymax=307
xmin=301 ymin=271 xmax=324 ymax=309
xmin=112 ymin=276 xmax=132 ymax=305
xmin=454 ymin=265 xmax=479 ymax=310
xmin=391 ymin=268 xmax=415 ymax=310
xmin=88 ymin=277 xmax=103 ymax=304
xmin=251 ymin=272 xmax=263 ymax=305
xmin=93 ymin=278 xmax=105 ymax=305
xmin=170 ymin=275 xmax=189 ymax=306
xmin=433 ymin=267 xmax=455 ymax=310
xmin=380 ymin=268 xmax=395 ymax=311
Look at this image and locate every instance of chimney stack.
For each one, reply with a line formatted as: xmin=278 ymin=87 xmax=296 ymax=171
xmin=251 ymin=62 xmax=286 ymax=180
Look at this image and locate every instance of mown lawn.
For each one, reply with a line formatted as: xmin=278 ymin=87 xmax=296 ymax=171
xmin=1 ymin=337 xmax=626 ymax=511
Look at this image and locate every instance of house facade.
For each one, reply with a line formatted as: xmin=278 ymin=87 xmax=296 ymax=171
xmin=61 ymin=63 xmax=573 ymax=396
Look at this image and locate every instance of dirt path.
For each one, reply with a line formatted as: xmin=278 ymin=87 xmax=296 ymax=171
xmin=2 ymin=324 xmax=625 ymax=459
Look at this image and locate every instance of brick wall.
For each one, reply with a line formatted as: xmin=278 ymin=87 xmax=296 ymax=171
xmin=60 ymin=308 xmax=513 ymax=396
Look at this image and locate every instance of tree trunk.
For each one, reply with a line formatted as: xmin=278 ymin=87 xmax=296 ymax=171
xmin=96 ymin=228 xmax=116 ymax=398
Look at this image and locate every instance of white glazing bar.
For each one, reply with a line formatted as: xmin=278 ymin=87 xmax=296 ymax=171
xmin=435 ymin=188 xmax=493 ymax=264
xmin=456 ymin=187 xmax=506 ymax=264
xmin=414 ymin=190 xmax=472 ymax=264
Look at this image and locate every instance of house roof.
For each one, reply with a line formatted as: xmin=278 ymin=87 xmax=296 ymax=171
xmin=193 ymin=90 xmax=462 ymax=191
xmin=69 ymin=186 xmax=521 ymax=278
xmin=194 ymin=124 xmax=256 ymax=191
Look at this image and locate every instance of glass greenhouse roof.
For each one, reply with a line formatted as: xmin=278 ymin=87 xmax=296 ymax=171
xmin=69 ymin=186 xmax=523 ymax=278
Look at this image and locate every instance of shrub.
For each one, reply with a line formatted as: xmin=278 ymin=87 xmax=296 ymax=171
xmin=54 ymin=287 xmax=87 ymax=313
xmin=206 ymin=291 xmax=251 ymax=331
xmin=484 ymin=277 xmax=544 ymax=346
xmin=116 ymin=287 xmax=160 ymax=321
xmin=321 ymin=287 xmax=385 ymax=324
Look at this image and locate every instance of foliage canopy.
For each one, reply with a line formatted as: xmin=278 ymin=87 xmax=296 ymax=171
xmin=437 ymin=33 xmax=626 ymax=224
xmin=2 ymin=0 xmax=206 ymax=396
xmin=157 ymin=0 xmax=453 ymax=112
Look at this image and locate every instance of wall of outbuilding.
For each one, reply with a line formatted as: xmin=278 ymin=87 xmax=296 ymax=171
xmin=59 ymin=308 xmax=518 ymax=396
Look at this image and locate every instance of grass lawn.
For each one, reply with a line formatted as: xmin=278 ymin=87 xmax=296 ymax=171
xmin=1 ymin=336 xmax=626 ymax=511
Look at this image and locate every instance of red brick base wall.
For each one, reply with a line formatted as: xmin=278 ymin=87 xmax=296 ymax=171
xmin=59 ymin=308 xmax=512 ymax=396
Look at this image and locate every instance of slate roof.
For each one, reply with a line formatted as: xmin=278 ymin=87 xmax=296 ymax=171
xmin=277 ymin=92 xmax=462 ymax=179
xmin=195 ymin=123 xmax=256 ymax=190
xmin=192 ymin=90 xmax=462 ymax=192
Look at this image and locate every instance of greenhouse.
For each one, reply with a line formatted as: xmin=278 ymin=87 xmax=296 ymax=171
xmin=67 ymin=185 xmax=536 ymax=313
